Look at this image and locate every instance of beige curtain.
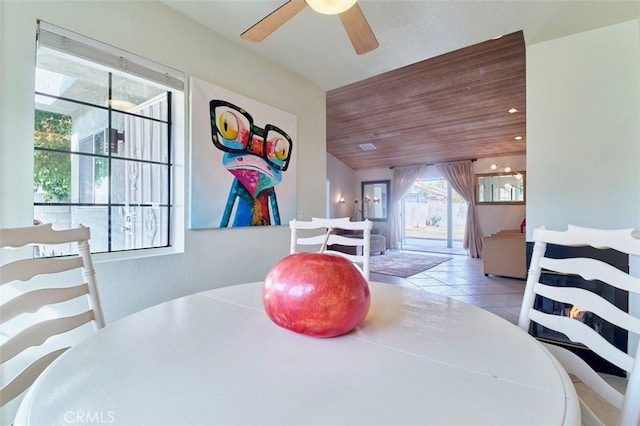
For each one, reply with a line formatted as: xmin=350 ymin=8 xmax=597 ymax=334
xmin=436 ymin=160 xmax=482 ymax=258
xmin=389 ymin=165 xmax=426 ymax=249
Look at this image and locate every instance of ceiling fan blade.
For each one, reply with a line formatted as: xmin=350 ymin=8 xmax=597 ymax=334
xmin=241 ymin=0 xmax=307 ymax=42
xmin=339 ymin=3 xmax=379 ymax=55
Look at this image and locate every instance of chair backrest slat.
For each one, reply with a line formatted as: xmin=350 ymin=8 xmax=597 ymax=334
xmin=1 ymin=257 xmax=84 ymax=285
xmin=539 ymin=257 xmax=640 ymax=293
xmin=1 ymin=284 xmax=90 ymax=324
xmin=544 ymin=343 xmax=625 ymax=409
xmin=534 ymin=283 xmax=640 ymax=335
xmin=1 ymin=311 xmax=95 ymax=364
xmin=295 ymin=234 xmax=369 ymax=248
xmin=536 ymin=225 xmax=640 ymax=255
xmin=528 ymin=309 xmax=634 ymax=372
xmin=0 ymin=223 xmax=89 ymax=247
xmin=0 ymin=348 xmax=68 ymax=406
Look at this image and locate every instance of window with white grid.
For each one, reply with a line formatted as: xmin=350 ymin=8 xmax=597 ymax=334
xmin=33 ymin=21 xmax=184 ymax=254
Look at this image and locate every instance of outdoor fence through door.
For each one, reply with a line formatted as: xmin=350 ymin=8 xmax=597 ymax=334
xmin=402 ymin=178 xmax=466 ymax=253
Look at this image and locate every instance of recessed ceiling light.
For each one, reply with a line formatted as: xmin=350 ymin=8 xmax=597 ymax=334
xmin=508 ymin=108 xmax=519 ymax=114
xmin=515 ymin=136 xmax=523 ymax=141
xmin=359 ymin=143 xmax=377 ymax=151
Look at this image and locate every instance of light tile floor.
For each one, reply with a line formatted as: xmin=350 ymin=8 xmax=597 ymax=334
xmin=371 ymin=252 xmax=526 ymax=324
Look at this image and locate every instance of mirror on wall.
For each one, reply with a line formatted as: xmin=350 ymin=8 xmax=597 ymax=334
xmin=475 ymin=172 xmax=525 ymax=204
xmin=361 ymin=180 xmax=390 ymax=221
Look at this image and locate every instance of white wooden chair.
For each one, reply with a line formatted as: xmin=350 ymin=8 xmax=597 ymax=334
xmin=518 ymin=225 xmax=640 ymax=426
xmin=0 ymin=224 xmax=105 ymax=415
xmin=289 ymin=217 xmax=373 ymax=280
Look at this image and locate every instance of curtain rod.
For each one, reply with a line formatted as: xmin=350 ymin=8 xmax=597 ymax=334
xmin=389 ymin=158 xmax=477 ymax=169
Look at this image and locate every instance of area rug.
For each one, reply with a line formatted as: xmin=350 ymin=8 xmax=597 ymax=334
xmin=369 ymin=250 xmax=451 ymax=278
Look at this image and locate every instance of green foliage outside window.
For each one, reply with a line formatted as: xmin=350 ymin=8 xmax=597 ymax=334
xmin=34 ymin=109 xmax=72 ymax=201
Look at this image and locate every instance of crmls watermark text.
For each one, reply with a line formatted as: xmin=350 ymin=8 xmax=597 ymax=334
xmin=64 ymin=411 xmax=115 ymax=424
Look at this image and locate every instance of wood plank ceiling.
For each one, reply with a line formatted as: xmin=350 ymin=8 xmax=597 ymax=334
xmin=326 ymin=31 xmax=526 ymax=170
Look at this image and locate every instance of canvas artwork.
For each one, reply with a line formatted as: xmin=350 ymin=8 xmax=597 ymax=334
xmin=189 ymin=77 xmax=297 ymax=229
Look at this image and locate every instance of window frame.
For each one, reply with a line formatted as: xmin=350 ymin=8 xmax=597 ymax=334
xmin=33 ymin=21 xmax=184 ymax=256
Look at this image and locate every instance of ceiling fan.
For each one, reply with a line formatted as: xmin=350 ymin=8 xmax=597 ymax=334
xmin=241 ymin=0 xmax=378 ymax=55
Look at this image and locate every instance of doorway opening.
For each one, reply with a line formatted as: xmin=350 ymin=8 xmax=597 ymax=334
xmin=401 ymin=177 xmax=467 ymax=255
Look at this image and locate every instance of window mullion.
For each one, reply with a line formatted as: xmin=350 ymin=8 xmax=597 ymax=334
xmin=166 ymin=91 xmax=172 ymax=247
xmin=107 ymin=72 xmax=113 ymax=253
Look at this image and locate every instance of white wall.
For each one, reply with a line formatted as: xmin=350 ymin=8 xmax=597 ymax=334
xmin=326 ymin=153 xmax=356 ymax=218
xmin=526 ymin=20 xmax=640 ymax=236
xmin=527 ymin=19 xmax=640 ymax=355
xmin=0 ymin=1 xmax=327 ymax=322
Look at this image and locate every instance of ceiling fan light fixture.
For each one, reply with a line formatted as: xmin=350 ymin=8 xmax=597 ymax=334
xmin=305 ymin=0 xmax=357 ymax=15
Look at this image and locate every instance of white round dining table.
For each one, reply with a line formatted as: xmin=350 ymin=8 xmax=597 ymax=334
xmin=15 ymin=281 xmax=579 ymax=426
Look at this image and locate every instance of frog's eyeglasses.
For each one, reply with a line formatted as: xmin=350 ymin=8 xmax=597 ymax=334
xmin=210 ymin=100 xmax=292 ymax=172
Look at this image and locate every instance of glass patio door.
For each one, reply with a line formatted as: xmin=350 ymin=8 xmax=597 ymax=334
xmin=401 ymin=177 xmax=466 ymax=253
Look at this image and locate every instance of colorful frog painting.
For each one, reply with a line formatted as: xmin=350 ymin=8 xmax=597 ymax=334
xmin=209 ymin=100 xmax=293 ymax=227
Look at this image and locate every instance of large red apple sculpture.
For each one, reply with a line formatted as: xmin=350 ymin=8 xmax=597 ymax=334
xmin=263 ymin=252 xmax=370 ymax=338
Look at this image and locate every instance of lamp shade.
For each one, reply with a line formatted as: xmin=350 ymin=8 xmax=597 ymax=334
xmin=305 ymin=0 xmax=357 ymax=15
